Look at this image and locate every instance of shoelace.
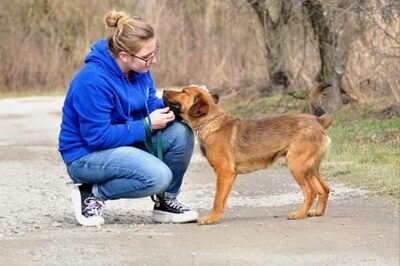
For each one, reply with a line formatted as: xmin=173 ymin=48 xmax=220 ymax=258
xmin=83 ymin=197 xmax=105 ymax=217
xmin=164 ymin=199 xmax=191 ymax=211
xmin=151 ymin=195 xmax=191 ymax=211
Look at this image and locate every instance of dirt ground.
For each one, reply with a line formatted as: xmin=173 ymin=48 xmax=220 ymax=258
xmin=0 ymin=96 xmax=399 ymax=266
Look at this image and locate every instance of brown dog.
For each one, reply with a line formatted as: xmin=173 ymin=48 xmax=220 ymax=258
xmin=163 ymin=83 xmax=332 ymax=225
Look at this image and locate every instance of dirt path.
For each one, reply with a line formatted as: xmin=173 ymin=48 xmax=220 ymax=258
xmin=0 ymin=96 xmax=398 ymax=266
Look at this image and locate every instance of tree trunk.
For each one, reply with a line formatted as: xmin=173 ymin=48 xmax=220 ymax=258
xmin=247 ymin=0 xmax=293 ymax=94
xmin=303 ymin=0 xmax=343 ymax=113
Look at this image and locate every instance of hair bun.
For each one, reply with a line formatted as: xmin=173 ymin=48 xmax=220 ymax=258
xmin=104 ymin=9 xmax=155 ymax=56
xmin=104 ymin=10 xmax=128 ymax=28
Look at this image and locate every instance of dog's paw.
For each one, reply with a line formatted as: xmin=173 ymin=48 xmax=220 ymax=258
xmin=287 ymin=211 xmax=306 ymax=220
xmin=197 ymin=214 xmax=220 ymax=225
xmin=307 ymin=210 xmax=317 ymax=217
xmin=307 ymin=209 xmax=324 ymax=217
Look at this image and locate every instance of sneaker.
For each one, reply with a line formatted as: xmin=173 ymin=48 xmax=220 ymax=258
xmin=151 ymin=194 xmax=198 ymax=223
xmin=71 ymin=183 xmax=105 ymax=226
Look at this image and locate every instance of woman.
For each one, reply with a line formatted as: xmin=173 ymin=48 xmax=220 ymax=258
xmin=58 ymin=10 xmax=198 ymax=226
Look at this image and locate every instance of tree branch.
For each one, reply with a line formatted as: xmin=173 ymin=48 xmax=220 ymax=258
xmin=356 ymin=2 xmax=400 ymax=47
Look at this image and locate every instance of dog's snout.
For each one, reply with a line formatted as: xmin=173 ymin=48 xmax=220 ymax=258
xmin=163 ymin=99 xmax=181 ymax=114
xmin=161 ymin=90 xmax=182 ymax=114
xmin=162 ymin=90 xmax=175 ymax=101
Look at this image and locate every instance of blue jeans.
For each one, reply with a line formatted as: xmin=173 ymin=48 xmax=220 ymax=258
xmin=66 ymin=121 xmax=194 ymax=200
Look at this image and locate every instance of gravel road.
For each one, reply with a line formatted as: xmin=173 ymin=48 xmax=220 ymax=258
xmin=0 ymin=96 xmax=398 ymax=265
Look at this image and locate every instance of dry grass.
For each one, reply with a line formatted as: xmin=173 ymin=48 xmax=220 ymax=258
xmin=0 ymin=0 xmax=398 ymax=103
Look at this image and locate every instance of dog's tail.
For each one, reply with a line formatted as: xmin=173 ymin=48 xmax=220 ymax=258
xmin=309 ymin=82 xmax=332 ymax=129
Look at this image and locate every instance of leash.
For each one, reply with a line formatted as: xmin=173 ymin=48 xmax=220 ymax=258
xmin=141 ymin=118 xmax=163 ymax=160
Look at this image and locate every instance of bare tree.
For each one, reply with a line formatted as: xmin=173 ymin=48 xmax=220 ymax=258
xmin=302 ymin=0 xmax=343 ymax=112
xmin=246 ymin=0 xmax=381 ymax=112
xmin=247 ymin=0 xmax=346 ymax=111
xmin=247 ymin=0 xmax=293 ymax=93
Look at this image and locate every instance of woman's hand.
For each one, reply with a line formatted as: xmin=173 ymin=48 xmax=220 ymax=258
xmin=190 ymin=84 xmax=210 ymax=95
xmin=148 ymin=107 xmax=175 ymax=130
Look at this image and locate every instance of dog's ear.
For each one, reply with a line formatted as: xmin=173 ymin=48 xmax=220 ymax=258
xmin=212 ymin=94 xmax=219 ymax=104
xmin=188 ymin=96 xmax=209 ymax=117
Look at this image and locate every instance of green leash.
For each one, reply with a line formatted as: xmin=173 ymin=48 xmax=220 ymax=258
xmin=142 ymin=118 xmax=163 ymax=160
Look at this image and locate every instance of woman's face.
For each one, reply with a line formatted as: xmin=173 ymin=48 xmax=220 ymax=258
xmin=127 ymin=38 xmax=159 ymax=73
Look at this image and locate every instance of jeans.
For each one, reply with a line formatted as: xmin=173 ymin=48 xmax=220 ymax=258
xmin=66 ymin=121 xmax=194 ymax=200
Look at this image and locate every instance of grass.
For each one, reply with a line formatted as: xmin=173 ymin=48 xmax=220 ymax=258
xmin=0 ymin=88 xmax=66 ymax=100
xmin=221 ymin=95 xmax=400 ymax=206
xmin=324 ymin=103 xmax=400 ymax=205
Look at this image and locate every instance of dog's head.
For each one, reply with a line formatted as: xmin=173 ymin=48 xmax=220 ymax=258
xmin=162 ymin=85 xmax=219 ymax=124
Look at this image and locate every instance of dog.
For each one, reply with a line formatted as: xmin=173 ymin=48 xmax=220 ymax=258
xmin=163 ymin=83 xmax=332 ymax=225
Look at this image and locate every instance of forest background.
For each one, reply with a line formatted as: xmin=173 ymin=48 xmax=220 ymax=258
xmin=1 ymin=0 xmax=399 ymax=102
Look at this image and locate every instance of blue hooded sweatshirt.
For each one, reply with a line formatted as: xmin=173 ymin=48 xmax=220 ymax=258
xmin=58 ymin=39 xmax=163 ymax=164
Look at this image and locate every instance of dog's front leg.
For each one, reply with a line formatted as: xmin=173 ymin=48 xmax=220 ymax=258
xmin=198 ymin=168 xmax=236 ymax=225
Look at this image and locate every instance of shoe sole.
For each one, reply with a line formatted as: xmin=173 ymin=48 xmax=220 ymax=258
xmin=152 ymin=210 xmax=199 ymax=223
xmin=71 ymin=184 xmax=105 ymax=227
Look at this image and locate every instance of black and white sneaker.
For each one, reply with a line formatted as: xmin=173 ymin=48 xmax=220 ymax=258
xmin=151 ymin=194 xmax=198 ymax=223
xmin=71 ymin=183 xmax=105 ymax=226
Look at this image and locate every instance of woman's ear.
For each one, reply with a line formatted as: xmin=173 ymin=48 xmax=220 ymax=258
xmin=118 ymin=51 xmax=130 ymax=63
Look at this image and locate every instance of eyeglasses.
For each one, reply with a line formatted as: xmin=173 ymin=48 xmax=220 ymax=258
xmin=128 ymin=43 xmax=160 ymax=66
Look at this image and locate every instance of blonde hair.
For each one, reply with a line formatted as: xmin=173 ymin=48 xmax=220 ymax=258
xmin=104 ymin=10 xmax=155 ymax=56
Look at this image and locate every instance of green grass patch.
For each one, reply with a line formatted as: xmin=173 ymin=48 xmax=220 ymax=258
xmin=222 ymin=95 xmax=400 ymax=205
xmin=325 ymin=103 xmax=399 ymax=204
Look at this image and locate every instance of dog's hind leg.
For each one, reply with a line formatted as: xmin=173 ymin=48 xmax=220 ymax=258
xmin=286 ymin=155 xmax=317 ymax=220
xmin=307 ymin=171 xmax=329 ymax=217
